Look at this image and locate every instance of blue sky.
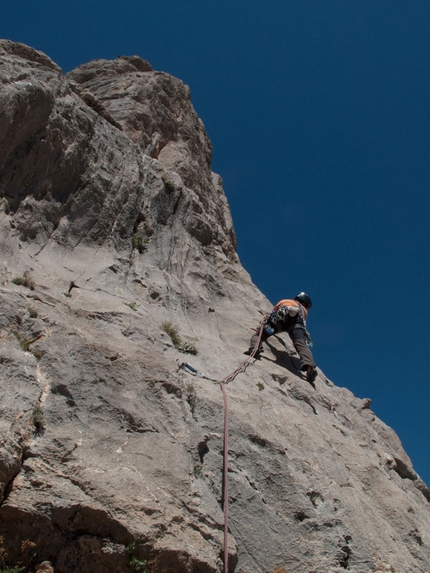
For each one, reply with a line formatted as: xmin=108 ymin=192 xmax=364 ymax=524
xmin=3 ymin=1 xmax=430 ymax=485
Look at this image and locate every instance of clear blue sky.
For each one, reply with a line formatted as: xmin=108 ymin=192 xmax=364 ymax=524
xmin=3 ymin=1 xmax=430 ymax=486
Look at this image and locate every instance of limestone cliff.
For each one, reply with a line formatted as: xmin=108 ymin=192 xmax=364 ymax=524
xmin=1 ymin=40 xmax=430 ymax=573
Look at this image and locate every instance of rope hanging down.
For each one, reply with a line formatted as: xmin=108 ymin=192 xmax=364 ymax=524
xmin=178 ymin=320 xmax=265 ymax=573
xmin=219 ymin=320 xmax=265 ymax=573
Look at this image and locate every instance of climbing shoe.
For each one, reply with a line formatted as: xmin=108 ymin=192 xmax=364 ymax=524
xmin=244 ymin=347 xmax=263 ymax=359
xmin=306 ymin=366 xmax=317 ymax=383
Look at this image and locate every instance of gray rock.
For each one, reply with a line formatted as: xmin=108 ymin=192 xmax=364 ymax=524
xmin=1 ymin=40 xmax=430 ymax=573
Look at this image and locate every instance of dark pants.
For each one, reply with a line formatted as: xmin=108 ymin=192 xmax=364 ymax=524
xmin=249 ymin=321 xmax=315 ymax=371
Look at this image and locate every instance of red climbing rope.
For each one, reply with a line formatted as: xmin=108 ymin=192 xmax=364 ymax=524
xmin=179 ymin=319 xmax=266 ymax=573
xmin=219 ymin=320 xmax=265 ymax=573
xmin=220 ymin=322 xmax=265 ymax=386
xmin=220 ymin=380 xmax=229 ymax=573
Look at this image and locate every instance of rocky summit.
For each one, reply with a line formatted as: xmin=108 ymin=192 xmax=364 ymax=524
xmin=1 ymin=39 xmax=429 ymax=573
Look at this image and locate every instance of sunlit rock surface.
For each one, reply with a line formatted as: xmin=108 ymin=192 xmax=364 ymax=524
xmin=1 ymin=40 xmax=430 ymax=573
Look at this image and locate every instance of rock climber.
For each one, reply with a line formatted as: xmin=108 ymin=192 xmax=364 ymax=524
xmin=245 ymin=292 xmax=317 ymax=383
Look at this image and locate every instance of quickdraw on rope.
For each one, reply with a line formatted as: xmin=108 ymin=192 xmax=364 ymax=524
xmin=177 ymin=319 xmax=266 ymax=573
xmin=177 ymin=361 xmax=218 ymax=382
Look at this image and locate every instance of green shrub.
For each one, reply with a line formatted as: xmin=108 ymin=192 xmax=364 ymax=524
xmin=186 ymin=383 xmax=197 ymax=414
xmin=14 ymin=333 xmax=31 ymax=352
xmin=161 ymin=322 xmax=198 ymax=354
xmin=0 ymin=535 xmax=30 ymax=573
xmin=130 ymin=556 xmax=148 ymax=573
xmin=163 ymin=179 xmax=176 ymax=193
xmin=14 ymin=334 xmax=44 ymax=360
xmin=12 ymin=271 xmax=35 ymax=290
xmin=161 ymin=321 xmax=182 ymax=347
xmin=32 ymin=404 xmax=46 ymax=433
xmin=132 ymin=234 xmax=149 ymax=254
xmin=178 ymin=340 xmax=198 ymax=355
xmin=125 ymin=543 xmax=148 ymax=573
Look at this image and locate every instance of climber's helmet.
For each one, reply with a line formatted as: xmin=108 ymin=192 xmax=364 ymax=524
xmin=295 ymin=292 xmax=312 ymax=310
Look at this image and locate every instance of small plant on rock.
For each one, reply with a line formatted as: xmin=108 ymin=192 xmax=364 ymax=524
xmin=31 ymin=349 xmax=45 ymax=361
xmin=161 ymin=321 xmax=182 ymax=347
xmin=12 ymin=271 xmax=35 ymax=290
xmin=123 ymin=301 xmax=137 ymax=311
xmin=186 ymin=383 xmax=197 ymax=414
xmin=126 ymin=543 xmax=148 ymax=573
xmin=27 ymin=306 xmax=38 ymax=319
xmin=163 ymin=179 xmax=176 ymax=193
xmin=14 ymin=333 xmax=31 ymax=352
xmin=32 ymin=404 xmax=46 ymax=434
xmin=130 ymin=555 xmax=148 ymax=573
xmin=178 ymin=340 xmax=198 ymax=355
xmin=161 ymin=322 xmax=198 ymax=354
xmin=132 ymin=233 xmax=149 ymax=254
xmin=0 ymin=535 xmax=35 ymax=573
xmin=14 ymin=333 xmax=43 ymax=359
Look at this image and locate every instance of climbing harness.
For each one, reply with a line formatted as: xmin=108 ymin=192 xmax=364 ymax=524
xmin=275 ymin=303 xmax=313 ymax=348
xmin=276 ymin=305 xmax=299 ymax=320
xmin=178 ymin=320 xmax=265 ymax=573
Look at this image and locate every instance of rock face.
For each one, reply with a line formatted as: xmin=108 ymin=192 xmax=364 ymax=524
xmin=1 ymin=40 xmax=430 ymax=573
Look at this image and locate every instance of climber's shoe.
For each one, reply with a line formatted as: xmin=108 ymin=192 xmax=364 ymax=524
xmin=306 ymin=366 xmax=317 ymax=383
xmin=244 ymin=347 xmax=263 ymax=359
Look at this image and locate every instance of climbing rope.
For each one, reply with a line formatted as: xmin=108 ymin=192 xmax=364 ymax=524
xmin=220 ymin=320 xmax=266 ymax=386
xmin=178 ymin=319 xmax=266 ymax=573
xmin=219 ymin=380 xmax=229 ymax=573
xmin=219 ymin=320 xmax=265 ymax=573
